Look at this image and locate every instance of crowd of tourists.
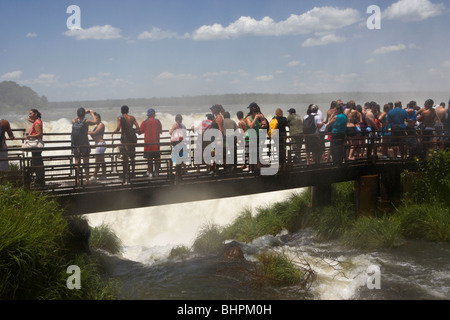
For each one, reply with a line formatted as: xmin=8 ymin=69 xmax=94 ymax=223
xmin=1 ymin=97 xmax=449 ymax=187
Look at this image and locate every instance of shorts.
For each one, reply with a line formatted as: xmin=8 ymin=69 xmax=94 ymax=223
xmin=304 ymin=135 xmax=320 ymax=153
xmin=72 ymin=146 xmax=91 ymax=155
xmin=94 ymin=141 xmax=107 ymax=155
xmin=391 ymin=126 xmax=406 ymax=145
xmin=120 ymin=137 xmax=136 ymax=158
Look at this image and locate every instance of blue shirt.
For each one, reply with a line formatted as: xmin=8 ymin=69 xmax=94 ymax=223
xmin=387 ymin=108 xmax=408 ymax=129
xmin=332 ymin=113 xmax=347 ymax=134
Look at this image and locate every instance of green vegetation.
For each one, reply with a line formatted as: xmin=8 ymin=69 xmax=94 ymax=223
xmin=90 ymin=223 xmax=122 ymax=255
xmin=0 ymin=81 xmax=48 ymax=112
xmin=222 ymin=190 xmax=312 ymax=243
xmin=168 ymin=245 xmax=191 ymax=260
xmin=408 ymin=150 xmax=450 ymax=206
xmin=0 ymin=185 xmax=118 ymax=300
xmin=192 ymin=222 xmax=226 ymax=254
xmin=255 ymin=251 xmax=309 ymax=286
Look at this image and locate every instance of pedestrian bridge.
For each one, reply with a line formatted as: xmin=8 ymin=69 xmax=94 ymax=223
xmin=1 ymin=129 xmax=445 ymax=215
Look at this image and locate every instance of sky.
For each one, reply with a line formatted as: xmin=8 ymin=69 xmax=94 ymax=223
xmin=0 ymin=0 xmax=449 ymax=102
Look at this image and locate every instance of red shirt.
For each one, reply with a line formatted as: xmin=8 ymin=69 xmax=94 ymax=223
xmin=140 ymin=117 xmax=162 ymax=152
xmin=29 ymin=119 xmax=43 ymax=136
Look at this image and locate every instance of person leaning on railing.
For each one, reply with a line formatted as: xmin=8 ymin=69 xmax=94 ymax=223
xmin=26 ymin=109 xmax=45 ymax=187
xmin=0 ymin=118 xmax=15 ymax=172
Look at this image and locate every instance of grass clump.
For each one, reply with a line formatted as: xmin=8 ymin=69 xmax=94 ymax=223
xmin=222 ymin=190 xmax=312 ymax=243
xmin=192 ymin=222 xmax=226 ymax=254
xmin=395 ymin=204 xmax=450 ymax=242
xmin=341 ymin=215 xmax=402 ymax=250
xmin=169 ymin=245 xmax=192 ymax=260
xmin=0 ymin=184 xmax=118 ymax=300
xmin=90 ymin=223 xmax=122 ymax=255
xmin=255 ymin=251 xmax=313 ymax=287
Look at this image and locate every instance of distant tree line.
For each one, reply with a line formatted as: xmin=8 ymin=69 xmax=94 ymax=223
xmin=0 ymin=81 xmax=48 ymax=112
xmin=49 ymin=91 xmax=448 ymax=110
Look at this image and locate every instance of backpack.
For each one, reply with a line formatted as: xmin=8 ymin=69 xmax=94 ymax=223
xmin=71 ymin=119 xmax=89 ymax=147
xmin=303 ymin=115 xmax=317 ymax=134
xmin=268 ymin=117 xmax=278 ymax=137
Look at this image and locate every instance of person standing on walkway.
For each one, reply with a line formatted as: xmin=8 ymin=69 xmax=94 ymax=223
xmin=72 ymin=108 xmax=96 ymax=185
xmin=287 ymin=108 xmax=303 ymax=163
xmin=386 ymin=101 xmax=408 ymax=159
xmin=139 ymin=108 xmax=163 ymax=178
xmin=26 ymin=109 xmax=45 ymax=187
xmin=169 ymin=114 xmax=187 ymax=178
xmin=0 ymin=118 xmax=15 ymax=172
xmin=417 ymin=99 xmax=437 ymax=152
xmin=327 ymin=104 xmax=347 ymax=166
xmin=113 ymin=105 xmax=139 ymax=179
xmin=88 ymin=112 xmax=106 ymax=181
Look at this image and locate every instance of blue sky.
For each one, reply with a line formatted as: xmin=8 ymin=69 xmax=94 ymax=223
xmin=0 ymin=0 xmax=449 ymax=101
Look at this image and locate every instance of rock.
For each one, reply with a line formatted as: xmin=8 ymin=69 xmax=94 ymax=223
xmin=221 ymin=241 xmax=245 ymax=260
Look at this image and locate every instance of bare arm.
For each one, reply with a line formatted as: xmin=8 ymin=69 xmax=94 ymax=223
xmin=88 ymin=123 xmax=104 ymax=135
xmin=113 ymin=116 xmax=122 ymax=133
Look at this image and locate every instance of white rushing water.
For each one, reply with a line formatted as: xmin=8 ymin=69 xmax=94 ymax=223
xmin=83 ymin=188 xmax=381 ymax=300
xmin=84 ymin=189 xmax=304 ymax=263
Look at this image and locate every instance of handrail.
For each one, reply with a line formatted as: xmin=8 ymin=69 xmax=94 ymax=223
xmin=1 ymin=128 xmax=448 ymax=193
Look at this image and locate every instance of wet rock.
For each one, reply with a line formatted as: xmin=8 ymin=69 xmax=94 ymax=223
xmin=64 ymin=216 xmax=91 ymax=255
xmin=221 ymin=241 xmax=245 ymax=260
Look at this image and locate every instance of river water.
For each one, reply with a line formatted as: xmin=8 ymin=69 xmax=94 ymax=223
xmin=84 ymin=189 xmax=449 ymax=300
xmin=5 ymin=103 xmax=449 ymax=300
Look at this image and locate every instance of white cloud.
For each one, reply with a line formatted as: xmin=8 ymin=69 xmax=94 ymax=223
xmin=442 ymin=61 xmax=450 ymax=68
xmin=255 ymin=75 xmax=274 ymax=82
xmin=70 ymin=72 xmax=113 ymax=88
xmin=64 ymin=25 xmax=123 ymax=40
xmin=22 ymin=74 xmax=59 ymax=87
xmin=287 ymin=61 xmax=301 ymax=67
xmin=302 ymin=33 xmax=346 ymax=47
xmin=26 ymin=33 xmax=37 ymax=38
xmin=34 ymin=74 xmax=57 ymax=85
xmin=138 ymin=27 xmax=178 ymax=40
xmin=1 ymin=70 xmax=22 ymax=80
xmin=190 ymin=6 xmax=361 ymax=40
xmin=202 ymin=70 xmax=249 ymax=78
xmin=374 ymin=44 xmax=406 ymax=54
xmin=156 ymin=72 xmax=196 ymax=80
xmin=383 ymin=0 xmax=445 ymax=22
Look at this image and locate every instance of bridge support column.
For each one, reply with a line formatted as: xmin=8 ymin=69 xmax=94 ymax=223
xmin=380 ymin=167 xmax=403 ymax=205
xmin=311 ymin=184 xmax=332 ymax=208
xmin=356 ymin=175 xmax=379 ymax=216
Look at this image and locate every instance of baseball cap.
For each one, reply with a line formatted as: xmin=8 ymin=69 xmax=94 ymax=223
xmin=147 ymin=108 xmax=155 ymax=116
xmin=287 ymin=108 xmax=296 ymax=114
